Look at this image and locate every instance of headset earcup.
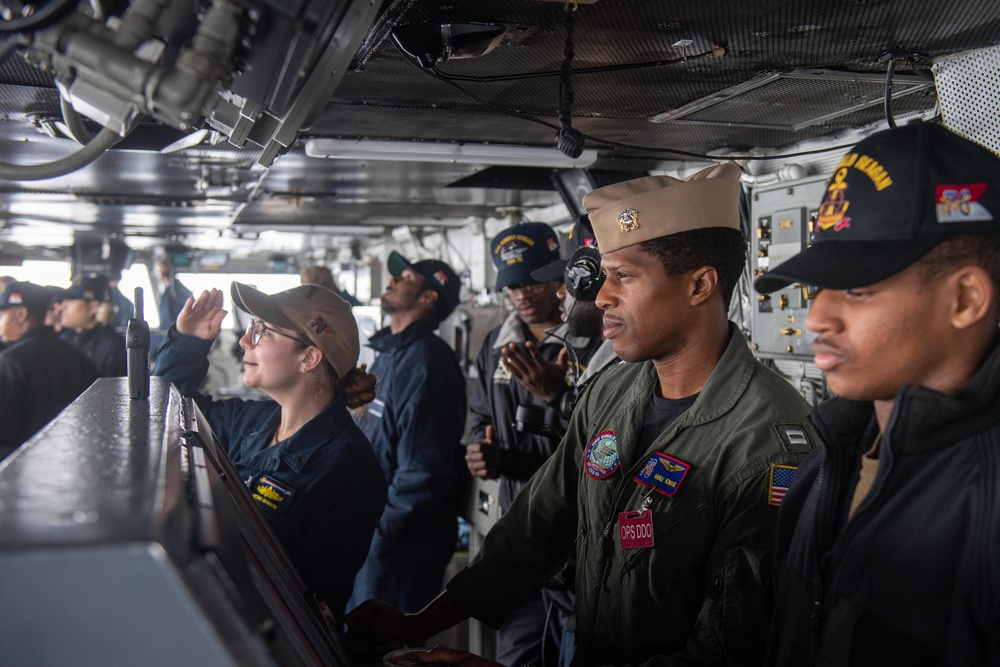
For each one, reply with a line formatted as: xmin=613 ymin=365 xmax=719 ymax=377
xmin=564 ymin=247 xmax=604 ymax=301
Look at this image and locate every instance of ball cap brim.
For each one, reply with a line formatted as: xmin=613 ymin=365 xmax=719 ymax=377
xmin=754 ymin=236 xmax=943 ymax=292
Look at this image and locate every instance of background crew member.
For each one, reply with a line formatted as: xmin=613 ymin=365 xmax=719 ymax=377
xmin=757 ymin=123 xmax=1000 ymax=666
xmin=156 ymin=258 xmax=193 ymax=327
xmin=503 ymin=215 xmax=615 ymax=667
xmin=0 ymin=281 xmax=96 ymax=459
xmin=0 ymin=276 xmax=13 ymax=353
xmin=59 ymin=275 xmax=127 ymax=377
xmin=464 ymin=221 xmax=602 ymax=667
xmin=506 ymin=215 xmax=617 ymax=408
xmin=107 ymin=270 xmax=134 ymax=331
xmin=301 ymin=264 xmax=362 ymax=306
xmin=44 ymin=286 xmax=67 ymax=334
xmin=153 ymin=283 xmax=387 ymax=615
xmin=347 ymin=164 xmax=815 ymax=666
xmin=347 ymin=251 xmax=467 ymax=613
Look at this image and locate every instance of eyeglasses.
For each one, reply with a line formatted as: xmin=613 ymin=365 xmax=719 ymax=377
xmin=245 ymin=318 xmax=308 ymax=347
xmin=503 ymin=282 xmax=548 ymax=296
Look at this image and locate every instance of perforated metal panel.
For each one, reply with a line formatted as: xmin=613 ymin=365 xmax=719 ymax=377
xmin=650 ymin=70 xmax=934 ymax=131
xmin=934 ymin=44 xmax=1000 ymax=155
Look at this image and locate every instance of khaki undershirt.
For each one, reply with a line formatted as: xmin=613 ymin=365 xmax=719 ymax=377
xmin=849 ymin=433 xmax=882 ymax=517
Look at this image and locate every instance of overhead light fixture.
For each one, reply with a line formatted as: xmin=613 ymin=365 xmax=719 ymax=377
xmin=304 ymin=139 xmax=598 ymax=169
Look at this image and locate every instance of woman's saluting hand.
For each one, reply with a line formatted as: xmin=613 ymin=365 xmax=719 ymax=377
xmin=177 ymin=288 xmax=228 ymax=340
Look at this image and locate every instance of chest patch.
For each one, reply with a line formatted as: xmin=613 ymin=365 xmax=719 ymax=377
xmin=249 ymin=474 xmax=296 ymax=515
xmin=633 ymin=453 xmax=690 ymax=497
xmin=368 ymin=398 xmax=386 ymax=418
xmin=584 ymin=431 xmax=620 ymax=479
xmin=768 ymin=464 xmax=797 ymax=506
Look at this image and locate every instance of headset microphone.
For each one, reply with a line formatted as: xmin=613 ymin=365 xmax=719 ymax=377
xmin=564 ymin=246 xmax=605 ymax=302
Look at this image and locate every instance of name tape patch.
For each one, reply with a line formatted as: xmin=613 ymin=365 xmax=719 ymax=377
xmin=250 ymin=474 xmax=296 ymax=515
xmin=633 ymin=452 xmax=690 ymax=497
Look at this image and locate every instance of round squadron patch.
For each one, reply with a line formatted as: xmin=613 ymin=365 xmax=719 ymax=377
xmin=585 ymin=431 xmax=620 ymax=480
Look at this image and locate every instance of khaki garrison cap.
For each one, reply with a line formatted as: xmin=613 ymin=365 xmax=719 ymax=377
xmin=583 ymin=163 xmax=742 ymax=253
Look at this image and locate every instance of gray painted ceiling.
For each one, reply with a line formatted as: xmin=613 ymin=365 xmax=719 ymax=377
xmin=0 ymin=0 xmax=997 ymax=261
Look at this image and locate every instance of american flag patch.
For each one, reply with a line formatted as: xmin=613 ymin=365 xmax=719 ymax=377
xmin=768 ymin=464 xmax=797 ymax=506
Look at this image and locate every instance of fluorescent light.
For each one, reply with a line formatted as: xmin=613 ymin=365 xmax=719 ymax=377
xmin=304 ymin=139 xmax=598 ymax=168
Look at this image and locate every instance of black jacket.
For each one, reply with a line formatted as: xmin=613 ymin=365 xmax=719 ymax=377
xmin=768 ymin=337 xmax=1000 ymax=667
xmin=469 ymin=313 xmax=603 ymax=510
xmin=350 ymin=318 xmax=467 ymax=611
xmin=0 ymin=326 xmax=97 ymax=458
xmin=66 ymin=324 xmax=127 ymax=377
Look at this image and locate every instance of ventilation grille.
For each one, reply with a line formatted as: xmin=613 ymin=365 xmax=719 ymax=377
xmin=934 ymin=44 xmax=1000 ymax=155
xmin=650 ymin=69 xmax=935 ymax=131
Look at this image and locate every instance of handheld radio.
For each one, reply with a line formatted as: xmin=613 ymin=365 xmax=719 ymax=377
xmin=126 ymin=286 xmax=151 ymax=399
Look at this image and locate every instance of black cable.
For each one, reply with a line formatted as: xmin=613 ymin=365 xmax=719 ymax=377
xmin=0 ymin=0 xmax=80 ymax=33
xmin=556 ymin=4 xmax=585 ymax=158
xmin=0 ymin=125 xmax=123 ymax=180
xmin=885 ymin=57 xmax=898 ymax=129
xmin=558 ymin=7 xmax=575 ymax=137
xmin=409 ymin=51 xmax=859 ymax=161
xmin=61 ymin=95 xmax=96 ymax=144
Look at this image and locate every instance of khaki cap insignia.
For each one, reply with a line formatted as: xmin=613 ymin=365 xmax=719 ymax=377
xmin=617 ymin=208 xmax=639 ymax=232
xmin=583 ymin=163 xmax=742 ymax=253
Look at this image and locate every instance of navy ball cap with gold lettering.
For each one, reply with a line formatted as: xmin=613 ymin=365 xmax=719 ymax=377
xmin=490 ymin=222 xmax=560 ymax=291
xmin=755 ymin=122 xmax=1000 ymax=293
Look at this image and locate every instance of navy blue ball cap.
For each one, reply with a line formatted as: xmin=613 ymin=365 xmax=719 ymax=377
xmin=45 ymin=285 xmax=68 ymax=302
xmin=387 ymin=250 xmax=461 ymax=315
xmin=63 ymin=274 xmax=110 ymax=302
xmin=756 ymin=122 xmax=1000 ymax=293
xmin=0 ymin=281 xmax=52 ymax=313
xmin=490 ymin=222 xmax=561 ymax=290
xmin=531 ymin=215 xmax=599 ymax=283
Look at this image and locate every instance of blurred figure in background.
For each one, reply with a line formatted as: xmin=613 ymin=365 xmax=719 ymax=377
xmin=60 ymin=275 xmax=127 ymax=377
xmin=45 ymin=287 xmax=67 ymax=335
xmin=157 ymin=258 xmax=193 ymax=327
xmin=301 ymin=264 xmax=361 ymax=306
xmin=347 ymin=251 xmax=466 ymax=614
xmin=0 ymin=281 xmax=96 ymax=459
xmin=0 ymin=275 xmax=12 ymax=353
xmin=108 ymin=270 xmax=134 ymax=331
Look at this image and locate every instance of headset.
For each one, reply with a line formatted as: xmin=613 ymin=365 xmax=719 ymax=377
xmin=564 ymin=246 xmax=605 ymax=302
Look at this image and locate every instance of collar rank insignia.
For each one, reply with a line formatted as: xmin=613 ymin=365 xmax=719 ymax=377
xmin=768 ymin=464 xmax=796 ymax=506
xmin=585 ymin=431 xmax=620 ymax=480
xmin=617 ymin=208 xmax=639 ymax=232
xmin=633 ymin=452 xmax=690 ymax=497
xmin=251 ymin=474 xmax=295 ymax=515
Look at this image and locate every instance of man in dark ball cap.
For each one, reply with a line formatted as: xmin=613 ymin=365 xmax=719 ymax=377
xmin=0 ymin=281 xmax=96 ymax=459
xmin=757 ymin=122 xmax=1000 ymax=666
xmin=347 ymin=252 xmax=468 ymax=615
